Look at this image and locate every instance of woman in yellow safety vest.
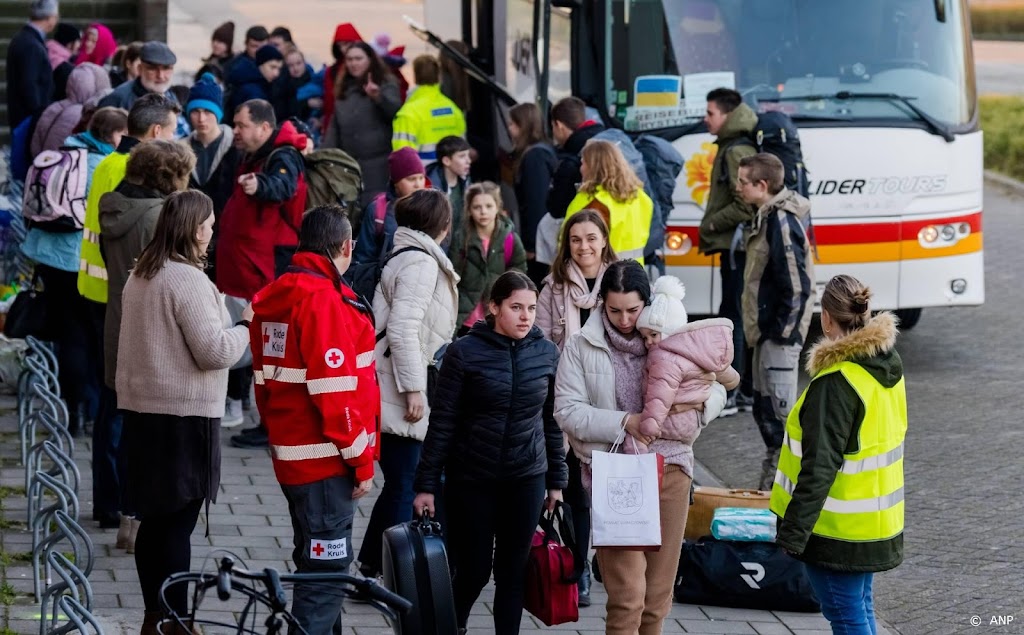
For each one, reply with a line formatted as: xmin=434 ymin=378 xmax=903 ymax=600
xmin=770 ymin=275 xmax=907 ymax=635
xmin=564 ymin=139 xmax=652 ymax=265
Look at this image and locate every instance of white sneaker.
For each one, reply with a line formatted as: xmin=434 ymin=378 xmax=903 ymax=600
xmin=222 ymin=398 xmax=245 ymax=428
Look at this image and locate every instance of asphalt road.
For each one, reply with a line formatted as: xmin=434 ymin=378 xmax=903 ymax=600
xmin=695 ymin=180 xmax=1024 ymax=635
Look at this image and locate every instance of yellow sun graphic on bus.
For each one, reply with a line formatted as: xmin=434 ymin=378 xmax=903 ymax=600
xmin=685 ymin=142 xmax=718 ymax=207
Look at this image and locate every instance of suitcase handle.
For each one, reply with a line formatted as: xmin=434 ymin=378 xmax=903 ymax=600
xmin=415 ymin=511 xmax=444 ymax=536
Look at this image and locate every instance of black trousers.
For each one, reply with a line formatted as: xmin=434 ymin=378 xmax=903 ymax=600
xmin=719 ymin=251 xmax=748 ymax=390
xmin=134 ymin=498 xmax=204 ymax=614
xmin=563 ymin=449 xmax=591 ymax=564
xmin=36 ymin=264 xmax=95 ymax=421
xmin=445 ymin=474 xmax=546 ymax=634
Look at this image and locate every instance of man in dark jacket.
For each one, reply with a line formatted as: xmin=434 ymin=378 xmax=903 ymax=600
xmin=186 ymin=73 xmax=239 ymax=283
xmin=220 ymin=99 xmax=308 ymax=450
xmin=6 ymin=0 xmax=58 ymax=130
xmin=547 ymin=96 xmax=606 ymax=219
xmin=736 ymin=153 xmax=815 ymax=489
xmin=699 ymin=87 xmax=758 ymax=415
xmin=98 ymin=41 xmax=189 ymax=138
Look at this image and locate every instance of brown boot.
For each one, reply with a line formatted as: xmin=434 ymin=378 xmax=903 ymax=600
xmin=140 ymin=610 xmax=161 ymax=635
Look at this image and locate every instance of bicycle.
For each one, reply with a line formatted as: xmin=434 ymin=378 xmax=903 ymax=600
xmin=158 ymin=552 xmax=412 ymax=634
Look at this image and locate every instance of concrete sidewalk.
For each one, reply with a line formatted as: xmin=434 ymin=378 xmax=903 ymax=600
xmin=0 ymin=397 xmax=886 ymax=634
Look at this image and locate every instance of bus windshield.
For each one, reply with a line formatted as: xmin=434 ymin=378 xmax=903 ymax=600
xmin=610 ymin=0 xmax=975 ymax=129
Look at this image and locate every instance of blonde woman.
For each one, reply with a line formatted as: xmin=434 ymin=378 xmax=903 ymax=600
xmin=563 ymin=139 xmax=654 ymax=265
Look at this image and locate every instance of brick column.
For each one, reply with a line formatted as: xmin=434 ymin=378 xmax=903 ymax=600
xmin=138 ymin=0 xmax=169 ymax=41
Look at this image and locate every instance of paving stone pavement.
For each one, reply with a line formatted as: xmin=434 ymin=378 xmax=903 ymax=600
xmin=0 ymin=396 xmax=902 ymax=635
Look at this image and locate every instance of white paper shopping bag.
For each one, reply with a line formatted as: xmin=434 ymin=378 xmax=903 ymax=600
xmin=591 ymin=449 xmax=663 ymax=548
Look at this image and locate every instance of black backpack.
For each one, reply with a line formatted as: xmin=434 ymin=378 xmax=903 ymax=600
xmin=342 ymin=239 xmax=427 ymax=305
xmin=739 ymin=111 xmax=810 ymax=197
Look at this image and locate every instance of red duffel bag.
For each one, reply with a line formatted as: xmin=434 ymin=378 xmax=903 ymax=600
xmin=524 ymin=501 xmax=582 ymax=626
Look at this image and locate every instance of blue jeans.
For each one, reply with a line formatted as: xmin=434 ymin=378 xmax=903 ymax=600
xmin=804 ymin=564 xmax=877 ymax=635
xmin=357 ymin=433 xmax=422 ymax=576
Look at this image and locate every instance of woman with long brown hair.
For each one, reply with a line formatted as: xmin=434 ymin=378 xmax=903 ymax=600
xmin=564 ymin=139 xmax=654 ymax=264
xmin=507 ymin=102 xmax=557 ymax=285
xmin=117 ymin=190 xmax=251 ymax=632
xmin=323 ymin=41 xmax=402 ymax=207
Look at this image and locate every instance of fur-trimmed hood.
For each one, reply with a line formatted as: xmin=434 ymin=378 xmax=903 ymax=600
xmin=806 ymin=312 xmax=902 ymax=384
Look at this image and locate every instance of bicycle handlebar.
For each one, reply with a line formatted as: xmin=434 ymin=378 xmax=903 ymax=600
xmin=216 ymin=556 xmax=413 ymax=614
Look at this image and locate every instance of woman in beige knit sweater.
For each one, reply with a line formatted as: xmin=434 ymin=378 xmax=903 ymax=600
xmin=116 ymin=190 xmax=252 ymax=632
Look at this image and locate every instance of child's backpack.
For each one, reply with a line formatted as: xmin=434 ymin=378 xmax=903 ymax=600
xmin=22 ymin=148 xmax=89 ymax=233
xmin=588 ymin=128 xmax=651 ymax=192
xmin=301 ymin=147 xmax=364 ymax=219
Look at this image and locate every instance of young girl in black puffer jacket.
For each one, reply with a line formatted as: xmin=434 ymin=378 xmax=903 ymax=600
xmin=413 ymin=271 xmax=568 ymax=635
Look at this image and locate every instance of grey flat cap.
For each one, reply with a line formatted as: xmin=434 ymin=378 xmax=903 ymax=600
xmin=140 ymin=41 xmax=177 ymax=66
xmin=29 ymin=0 xmax=59 ymax=19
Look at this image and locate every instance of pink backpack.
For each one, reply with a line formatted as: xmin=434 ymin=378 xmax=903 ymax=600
xmin=23 ymin=148 xmax=88 ymax=232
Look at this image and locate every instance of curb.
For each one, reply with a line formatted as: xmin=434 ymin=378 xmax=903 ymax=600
xmin=692 ymin=459 xmax=726 ymax=488
xmin=984 ymin=169 xmax=1024 ymax=195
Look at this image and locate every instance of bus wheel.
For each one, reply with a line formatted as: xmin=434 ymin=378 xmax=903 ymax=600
xmin=894 ymin=308 xmax=922 ymax=330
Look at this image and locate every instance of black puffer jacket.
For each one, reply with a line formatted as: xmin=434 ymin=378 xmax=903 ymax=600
xmin=414 ymin=322 xmax=568 ymax=494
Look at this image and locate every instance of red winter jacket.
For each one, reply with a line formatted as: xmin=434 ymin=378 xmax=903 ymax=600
xmin=216 ymin=121 xmax=308 ymax=299
xmin=250 ymin=251 xmax=380 ymax=486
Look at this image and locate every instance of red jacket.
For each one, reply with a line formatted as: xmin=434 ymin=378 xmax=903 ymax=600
xmin=250 ymin=252 xmax=380 ymax=486
xmin=216 ymin=121 xmax=308 ymax=299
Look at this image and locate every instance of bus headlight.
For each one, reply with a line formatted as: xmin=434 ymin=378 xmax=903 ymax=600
xmin=665 ymin=232 xmax=692 ymax=254
xmin=918 ymin=223 xmax=968 ymax=248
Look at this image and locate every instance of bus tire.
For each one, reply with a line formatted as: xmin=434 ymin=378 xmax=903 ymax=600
xmin=894 ymin=308 xmax=922 ymax=330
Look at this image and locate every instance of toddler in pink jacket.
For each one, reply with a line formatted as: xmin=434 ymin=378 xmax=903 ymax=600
xmin=625 ymin=276 xmax=739 ymax=464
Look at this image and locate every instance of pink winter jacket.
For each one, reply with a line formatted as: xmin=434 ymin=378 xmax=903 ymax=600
xmin=30 ymin=63 xmax=111 ymax=157
xmin=626 ymin=318 xmax=740 ymax=464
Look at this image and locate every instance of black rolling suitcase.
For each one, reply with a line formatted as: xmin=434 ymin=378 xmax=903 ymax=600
xmin=382 ymin=514 xmax=458 ymax=634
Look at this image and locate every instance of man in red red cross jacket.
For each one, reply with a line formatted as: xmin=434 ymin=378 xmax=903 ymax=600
xmin=247 ymin=204 xmax=380 ymax=634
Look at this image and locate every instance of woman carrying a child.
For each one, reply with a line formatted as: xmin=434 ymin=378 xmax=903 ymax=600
xmin=554 ymin=261 xmax=727 ymax=634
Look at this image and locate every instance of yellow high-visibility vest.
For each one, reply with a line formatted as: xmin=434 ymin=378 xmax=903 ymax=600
xmin=565 ymin=185 xmax=653 ymax=265
xmin=391 ymin=84 xmax=466 ymax=164
xmin=77 ymin=151 xmax=129 ymax=303
xmin=771 ymin=360 xmax=907 ymax=542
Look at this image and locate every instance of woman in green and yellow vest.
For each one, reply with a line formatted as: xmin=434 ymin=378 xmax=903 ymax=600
xmin=770 ymin=274 xmax=906 ymax=635
xmin=564 ymin=139 xmax=652 ymax=265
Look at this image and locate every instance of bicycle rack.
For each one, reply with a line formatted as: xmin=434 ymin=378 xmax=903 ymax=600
xmin=20 ymin=381 xmax=69 ymax=468
xmin=40 ymin=550 xmax=94 ymax=635
xmin=25 ymin=411 xmax=75 ymax=493
xmin=30 ymin=474 xmax=83 ymax=602
xmin=27 ymin=441 xmax=81 ymax=526
xmin=9 ymin=336 xmax=104 ymax=632
xmin=50 ymin=595 xmax=105 ymax=635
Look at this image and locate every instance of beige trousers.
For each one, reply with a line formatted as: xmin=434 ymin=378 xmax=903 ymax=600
xmin=597 ymin=465 xmax=691 ymax=635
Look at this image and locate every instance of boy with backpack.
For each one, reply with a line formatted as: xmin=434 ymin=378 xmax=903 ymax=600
xmin=352 ymin=147 xmax=428 ymax=266
xmin=735 ymin=153 xmax=815 ymax=491
xmin=699 ymin=87 xmax=758 ymax=417
xmin=425 ymin=135 xmax=471 ymax=252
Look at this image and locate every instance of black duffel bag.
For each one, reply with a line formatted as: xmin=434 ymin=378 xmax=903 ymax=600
xmin=675 ymin=537 xmax=820 ymax=612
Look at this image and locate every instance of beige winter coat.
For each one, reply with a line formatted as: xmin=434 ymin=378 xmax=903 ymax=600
xmin=373 ymin=227 xmax=460 ymax=441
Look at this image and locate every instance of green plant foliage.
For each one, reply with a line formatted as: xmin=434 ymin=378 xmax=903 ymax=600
xmin=980 ymin=95 xmax=1024 ymax=180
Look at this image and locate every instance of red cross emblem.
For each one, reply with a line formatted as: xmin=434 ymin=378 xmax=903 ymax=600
xmin=324 ymin=348 xmax=344 ymax=369
xmin=312 ymin=542 xmax=324 ymax=557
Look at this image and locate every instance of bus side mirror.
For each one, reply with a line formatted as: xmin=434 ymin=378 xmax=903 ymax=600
xmin=933 ymin=0 xmax=946 ymax=23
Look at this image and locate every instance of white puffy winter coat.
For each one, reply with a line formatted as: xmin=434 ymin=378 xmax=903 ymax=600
xmin=373 ymin=226 xmax=460 ymax=441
